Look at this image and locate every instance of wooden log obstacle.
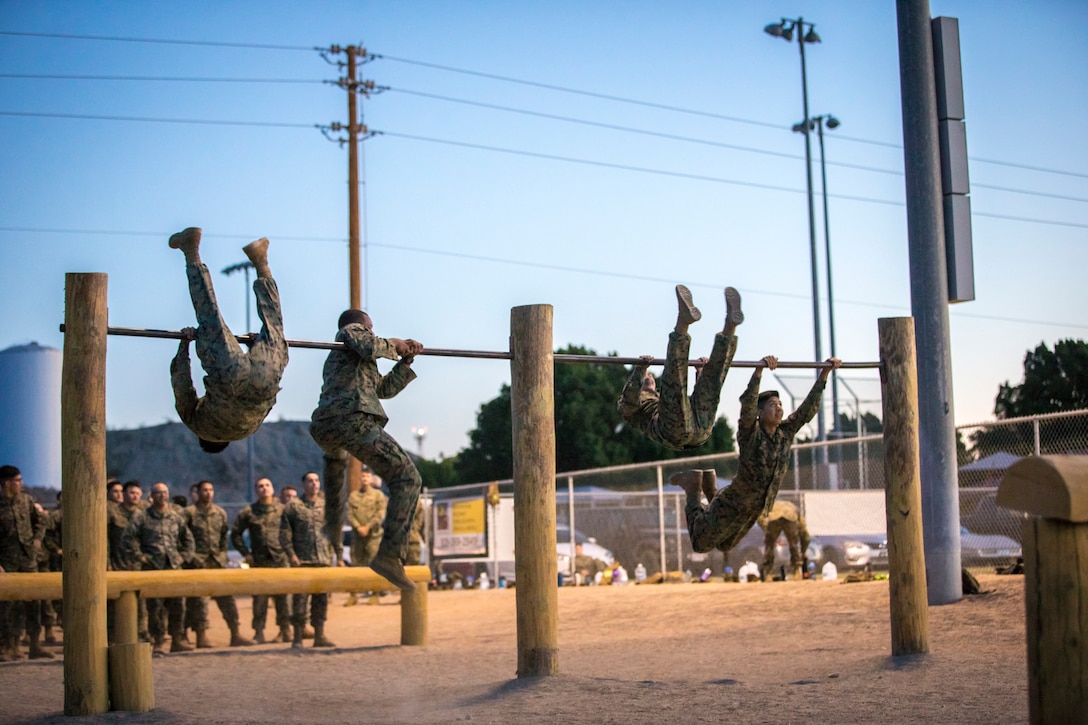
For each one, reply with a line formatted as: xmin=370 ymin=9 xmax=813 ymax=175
xmin=998 ymin=455 xmax=1088 ymax=724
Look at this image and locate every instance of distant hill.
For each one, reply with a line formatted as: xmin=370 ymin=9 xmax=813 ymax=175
xmin=106 ymin=421 xmax=326 ymax=505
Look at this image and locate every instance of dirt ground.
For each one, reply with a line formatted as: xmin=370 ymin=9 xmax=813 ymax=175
xmin=1 ymin=573 xmax=1028 ymax=724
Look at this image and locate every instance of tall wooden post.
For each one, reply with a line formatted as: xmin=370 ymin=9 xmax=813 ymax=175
xmin=878 ymin=317 xmax=930 ymax=656
xmin=510 ymin=305 xmax=558 ymax=677
xmin=62 ymin=273 xmax=110 ymax=714
xmin=998 ymin=455 xmax=1088 ymax=724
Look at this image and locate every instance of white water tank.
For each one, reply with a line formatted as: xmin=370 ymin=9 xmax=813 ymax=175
xmin=0 ymin=342 xmax=62 ymax=489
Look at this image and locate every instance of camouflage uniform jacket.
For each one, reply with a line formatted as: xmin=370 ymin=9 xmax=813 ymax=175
xmin=409 ymin=499 xmax=425 ymax=545
xmin=310 ymin=323 xmax=416 ymax=426
xmin=0 ymin=491 xmax=46 ymax=570
xmin=347 ymin=487 xmax=385 ymax=542
xmin=183 ymin=503 xmax=231 ymax=568
xmin=108 ymin=502 xmax=143 ymax=570
xmin=735 ymin=369 xmax=825 ymax=518
xmin=171 ymin=341 xmax=284 ymax=443
xmin=122 ymin=505 xmax=196 ymax=571
xmin=41 ymin=507 xmax=62 ymax=568
xmin=231 ymin=500 xmax=288 ymax=567
xmin=280 ymin=495 xmax=333 ymax=566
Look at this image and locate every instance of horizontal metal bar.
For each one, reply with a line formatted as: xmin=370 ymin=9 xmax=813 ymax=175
xmin=60 ymin=325 xmax=880 ymax=368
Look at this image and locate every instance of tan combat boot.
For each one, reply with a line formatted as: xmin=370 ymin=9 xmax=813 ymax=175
xmin=28 ymin=632 xmax=54 ymax=660
xmin=171 ymin=634 xmax=194 ymax=653
xmin=291 ymin=624 xmax=305 ymax=649
xmin=701 ymin=470 xmax=718 ymax=503
xmin=669 ymin=470 xmax=704 ymax=503
xmin=343 ymin=592 xmax=358 ymax=607
xmin=253 ymin=629 xmax=266 ymax=645
xmin=168 ymin=227 xmax=202 ymax=265
xmin=195 ymin=630 xmax=213 ymax=649
xmin=242 ymin=237 xmax=271 ymax=278
xmin=229 ymin=625 xmax=254 ymax=647
xmin=273 ymin=624 xmax=292 ymax=643
xmin=312 ymin=625 xmax=335 ymax=648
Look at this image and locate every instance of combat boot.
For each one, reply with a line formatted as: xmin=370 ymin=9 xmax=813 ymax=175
xmin=302 ymin=626 xmax=315 ymax=640
xmin=195 ymin=630 xmax=213 ymax=649
xmin=253 ymin=629 xmax=266 ymax=645
xmin=242 ymin=237 xmax=271 ymax=278
xmin=291 ymin=624 xmax=304 ymax=649
xmin=669 ymin=470 xmax=704 ymax=503
xmin=343 ymin=592 xmax=358 ymax=607
xmin=700 ymin=470 xmax=718 ymax=503
xmin=168 ymin=227 xmax=202 ymax=264
xmin=151 ymin=635 xmax=165 ymax=656
xmin=312 ymin=626 xmax=335 ymax=648
xmin=44 ymin=625 xmax=57 ymax=644
xmin=273 ymin=624 xmax=292 ymax=643
xmin=229 ymin=625 xmax=254 ymax=647
xmin=792 ymin=566 xmax=804 ymax=581
xmin=0 ymin=636 xmax=13 ymax=662
xmin=27 ymin=631 xmax=54 ymax=660
xmin=170 ymin=634 xmax=194 ymax=653
xmin=723 ymin=286 xmax=744 ymax=335
xmin=675 ymin=284 xmax=702 ymax=327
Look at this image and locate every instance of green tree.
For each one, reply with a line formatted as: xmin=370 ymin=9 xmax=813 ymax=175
xmin=994 ymin=339 xmax=1088 ymax=417
xmin=969 ymin=339 xmax=1088 ymax=459
xmin=452 ymin=343 xmax=736 ymax=484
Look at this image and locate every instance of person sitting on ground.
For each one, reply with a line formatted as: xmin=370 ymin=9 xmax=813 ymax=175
xmin=673 ymin=354 xmax=841 ymax=556
xmin=309 ymin=309 xmax=424 ymax=592
xmin=756 ymin=499 xmax=811 ymax=581
xmin=572 ymin=542 xmax=606 ymax=585
xmin=619 ymin=284 xmax=744 ymax=450
xmin=168 ymin=227 xmax=289 ymax=453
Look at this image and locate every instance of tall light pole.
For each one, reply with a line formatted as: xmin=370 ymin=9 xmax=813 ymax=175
xmin=765 ymin=17 xmax=827 ymax=454
xmin=814 ymin=115 xmax=842 ymax=451
xmin=222 ymin=260 xmax=256 ymax=500
xmin=411 ymin=426 xmax=427 ymax=458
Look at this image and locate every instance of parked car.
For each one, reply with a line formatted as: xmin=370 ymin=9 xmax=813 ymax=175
xmin=806 ymin=534 xmax=888 ymax=570
xmin=556 ymin=523 xmax=615 ymax=569
xmin=960 ymin=526 xmax=1021 ymax=567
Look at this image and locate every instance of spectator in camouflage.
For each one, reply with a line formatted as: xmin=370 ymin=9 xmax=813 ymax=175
xmin=168 ymin=227 xmax=288 ymax=453
xmin=183 ymin=480 xmax=253 ymax=648
xmin=281 ymin=472 xmax=336 ymax=648
xmin=406 ymin=498 xmax=426 ymax=566
xmin=122 ymin=481 xmax=197 ymax=655
xmin=38 ymin=496 xmax=62 ymax=642
xmin=758 ymin=499 xmax=811 ymax=581
xmin=231 ymin=477 xmax=292 ymax=643
xmin=309 ymin=309 xmax=424 ymax=593
xmin=619 ymin=285 xmax=744 ymax=450
xmin=108 ymin=481 xmax=150 ymax=642
xmin=343 ymin=465 xmax=386 ymax=606
xmin=0 ymin=466 xmax=51 ymax=661
xmin=675 ymin=355 xmax=841 ymax=555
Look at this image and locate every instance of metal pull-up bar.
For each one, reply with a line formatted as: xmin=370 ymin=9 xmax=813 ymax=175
xmin=59 ymin=324 xmax=881 ymax=369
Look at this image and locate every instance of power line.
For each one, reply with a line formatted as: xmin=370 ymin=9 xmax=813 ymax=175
xmin=0 ymin=72 xmax=324 ymax=84
xmin=0 ymin=30 xmax=316 ymax=51
xmin=373 ymin=53 xmax=1088 ymax=180
xmin=0 ymin=110 xmax=315 ymax=129
xmin=5 ymin=224 xmax=1085 ymax=330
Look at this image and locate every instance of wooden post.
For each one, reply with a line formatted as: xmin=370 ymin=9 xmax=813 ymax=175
xmin=998 ymin=455 xmax=1088 ymax=724
xmin=62 ymin=273 xmax=110 ymax=715
xmin=400 ymin=586 xmax=428 ymax=646
xmin=108 ymin=590 xmax=154 ymax=711
xmin=510 ymin=304 xmax=558 ymax=677
xmin=878 ymin=317 xmax=930 ymax=656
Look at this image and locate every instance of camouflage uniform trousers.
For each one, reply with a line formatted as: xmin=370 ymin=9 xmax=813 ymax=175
xmin=311 ymin=413 xmax=422 ymax=563
xmin=686 ymin=471 xmax=779 ymax=555
xmin=186 ymin=263 xmax=286 ymax=396
xmin=251 ymin=562 xmax=291 ymax=634
xmin=761 ymin=518 xmax=805 ymax=573
xmin=143 ymin=564 xmax=185 ymax=641
xmin=184 ymin=571 xmax=242 ymax=634
xmin=290 ymin=564 xmax=329 ymax=628
xmin=351 ymin=534 xmax=381 ymax=568
xmin=652 ymin=331 xmax=738 ymax=450
xmin=0 ymin=552 xmax=40 ymax=644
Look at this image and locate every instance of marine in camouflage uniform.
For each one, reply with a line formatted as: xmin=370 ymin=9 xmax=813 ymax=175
xmin=231 ymin=477 xmax=291 ymax=643
xmin=108 ymin=481 xmax=150 ymax=642
xmin=39 ymin=498 xmax=62 ymax=642
xmin=183 ymin=481 xmax=253 ymax=648
xmin=343 ymin=467 xmax=387 ymax=606
xmin=618 ymin=285 xmax=743 ymax=450
xmin=280 ymin=473 xmax=336 ymax=648
xmin=168 ymin=227 xmax=288 ymax=452
xmin=406 ymin=498 xmax=426 ymax=566
xmin=309 ymin=309 xmax=423 ymax=593
xmin=0 ymin=466 xmax=51 ymax=661
xmin=121 ymin=481 xmax=196 ymax=654
xmin=676 ymin=355 xmax=840 ymax=554
xmin=758 ymin=499 xmax=811 ymax=581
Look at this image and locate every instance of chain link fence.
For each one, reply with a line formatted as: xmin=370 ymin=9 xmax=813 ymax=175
xmin=427 ymin=408 xmax=1088 ymax=583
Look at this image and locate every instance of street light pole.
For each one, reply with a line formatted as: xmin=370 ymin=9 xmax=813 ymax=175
xmin=765 ymin=17 xmax=827 ymax=454
xmin=222 ymin=260 xmax=256 ymax=501
xmin=815 ymin=115 xmax=842 ymax=453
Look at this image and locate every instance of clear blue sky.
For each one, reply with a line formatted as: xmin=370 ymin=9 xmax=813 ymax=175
xmin=1 ymin=1 xmax=1085 ymax=462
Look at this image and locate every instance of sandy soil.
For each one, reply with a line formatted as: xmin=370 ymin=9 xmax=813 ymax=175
xmin=0 ymin=573 xmax=1028 ymax=724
